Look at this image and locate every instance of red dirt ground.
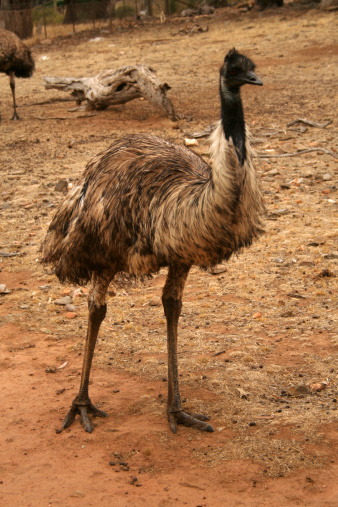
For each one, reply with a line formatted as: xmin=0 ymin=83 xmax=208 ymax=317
xmin=0 ymin=5 xmax=337 ymax=506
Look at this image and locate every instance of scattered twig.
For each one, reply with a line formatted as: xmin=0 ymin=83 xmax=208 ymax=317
xmin=287 ymin=118 xmax=333 ymax=129
xmin=211 ymin=350 xmax=226 ymax=357
xmin=287 ymin=126 xmax=307 ymax=133
xmin=22 ymin=97 xmax=74 ymax=107
xmin=35 ymin=115 xmax=67 ymax=120
xmin=0 ymin=251 xmax=21 ymax=257
xmin=257 ymin=148 xmax=338 ymax=160
xmin=189 ymin=125 xmax=216 ymax=138
xmin=287 ymin=293 xmax=306 ymax=299
xmin=35 ymin=113 xmax=97 ymax=120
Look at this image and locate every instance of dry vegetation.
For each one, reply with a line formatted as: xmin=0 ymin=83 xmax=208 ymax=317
xmin=0 ymin=6 xmax=337 ymax=506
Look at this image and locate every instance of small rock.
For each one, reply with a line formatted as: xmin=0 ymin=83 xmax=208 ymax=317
xmin=70 ymin=491 xmax=86 ymax=498
xmin=0 ymin=202 xmax=12 ymax=210
xmin=289 ymin=385 xmax=311 ymax=397
xmin=322 ymin=173 xmax=332 ymax=181
xmin=39 ymin=285 xmax=51 ymax=292
xmin=65 ymin=304 xmax=76 ymax=312
xmin=149 ymin=296 xmax=161 ymax=306
xmin=65 ymin=312 xmax=77 ymax=319
xmin=46 ymin=366 xmax=57 ymax=373
xmin=209 ymin=264 xmax=227 ymax=274
xmin=253 ymin=312 xmax=262 ymax=319
xmin=54 ymin=296 xmax=73 ymax=306
xmin=184 ymin=138 xmax=198 ymax=146
xmin=55 ymin=180 xmax=69 ymax=192
xmin=0 ymin=284 xmax=11 ymax=294
xmin=309 ymin=382 xmax=327 ymax=391
xmin=323 ymin=253 xmax=338 ymax=260
xmin=275 ymin=208 xmax=290 ymax=216
xmin=267 ymin=168 xmax=279 ymax=176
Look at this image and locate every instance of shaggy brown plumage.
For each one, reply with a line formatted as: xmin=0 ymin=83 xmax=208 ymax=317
xmin=42 ymin=48 xmax=265 ymax=434
xmin=0 ymin=29 xmax=35 ymax=121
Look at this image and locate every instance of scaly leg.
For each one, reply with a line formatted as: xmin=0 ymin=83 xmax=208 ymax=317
xmin=63 ymin=273 xmax=112 ymax=433
xmin=9 ymin=72 xmax=19 ymax=121
xmin=162 ymin=264 xmax=214 ymax=434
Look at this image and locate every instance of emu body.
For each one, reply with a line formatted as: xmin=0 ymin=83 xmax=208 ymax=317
xmin=43 ymin=49 xmax=265 ymax=434
xmin=0 ymin=29 xmax=35 ymax=121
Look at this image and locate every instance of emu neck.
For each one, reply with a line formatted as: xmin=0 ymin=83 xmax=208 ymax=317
xmin=220 ymin=85 xmax=246 ymax=166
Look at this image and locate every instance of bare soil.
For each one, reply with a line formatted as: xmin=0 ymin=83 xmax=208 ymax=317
xmin=0 ymin=6 xmax=337 ymax=506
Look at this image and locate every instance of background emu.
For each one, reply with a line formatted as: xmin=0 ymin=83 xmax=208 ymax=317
xmin=0 ymin=29 xmax=35 ymax=122
xmin=43 ymin=48 xmax=265 ymax=434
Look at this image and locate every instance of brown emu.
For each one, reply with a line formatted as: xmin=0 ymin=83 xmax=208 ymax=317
xmin=43 ymin=49 xmax=265 ymax=434
xmin=0 ymin=29 xmax=35 ymax=122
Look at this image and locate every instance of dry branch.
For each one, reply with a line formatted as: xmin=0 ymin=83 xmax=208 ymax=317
xmin=43 ymin=65 xmax=177 ymax=120
xmin=257 ymin=148 xmax=338 ymax=160
xmin=287 ymin=118 xmax=333 ymax=129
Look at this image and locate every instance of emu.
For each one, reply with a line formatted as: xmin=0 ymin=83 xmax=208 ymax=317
xmin=0 ymin=29 xmax=35 ymax=122
xmin=42 ymin=49 xmax=265 ymax=434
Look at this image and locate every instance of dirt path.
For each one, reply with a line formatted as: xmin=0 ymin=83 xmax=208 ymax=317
xmin=0 ymin=6 xmax=337 ymax=506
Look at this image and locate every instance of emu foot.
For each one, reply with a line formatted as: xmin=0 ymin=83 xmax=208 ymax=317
xmin=63 ymin=399 xmax=108 ymax=433
xmin=11 ymin=113 xmax=20 ymax=121
xmin=168 ymin=410 xmax=214 ymax=434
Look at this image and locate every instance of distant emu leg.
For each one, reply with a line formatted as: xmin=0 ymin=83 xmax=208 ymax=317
xmin=162 ymin=264 xmax=214 ymax=434
xmin=9 ymin=72 xmax=19 ymax=121
xmin=63 ymin=273 xmax=112 ymax=433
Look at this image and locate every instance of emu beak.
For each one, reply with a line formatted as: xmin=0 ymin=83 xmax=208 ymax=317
xmin=244 ymin=70 xmax=263 ymax=86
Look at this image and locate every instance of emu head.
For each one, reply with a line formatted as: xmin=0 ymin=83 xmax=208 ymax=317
xmin=220 ymin=48 xmax=263 ymax=91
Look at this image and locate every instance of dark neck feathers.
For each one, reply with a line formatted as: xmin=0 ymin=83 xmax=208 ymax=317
xmin=220 ymin=84 xmax=246 ymax=166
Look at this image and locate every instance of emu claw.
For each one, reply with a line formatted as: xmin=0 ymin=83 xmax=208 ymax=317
xmin=168 ymin=410 xmax=214 ymax=434
xmin=63 ymin=399 xmax=108 ymax=433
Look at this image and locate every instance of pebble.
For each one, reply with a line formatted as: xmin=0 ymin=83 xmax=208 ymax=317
xmin=65 ymin=304 xmax=76 ymax=312
xmin=0 ymin=202 xmax=12 ymax=210
xmin=267 ymin=168 xmax=279 ymax=176
xmin=149 ymin=296 xmax=161 ymax=306
xmin=0 ymin=284 xmax=11 ymax=294
xmin=210 ymin=264 xmax=227 ymax=274
xmin=39 ymin=285 xmax=51 ymax=291
xmin=54 ymin=296 xmax=73 ymax=305
xmin=272 ymin=258 xmax=284 ymax=263
xmin=65 ymin=312 xmax=77 ymax=319
xmin=275 ymin=208 xmax=290 ymax=215
xmin=55 ymin=180 xmax=69 ymax=192
xmin=184 ymin=138 xmax=198 ymax=146
xmin=322 ymin=173 xmax=332 ymax=181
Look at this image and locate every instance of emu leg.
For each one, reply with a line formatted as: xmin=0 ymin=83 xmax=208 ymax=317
xmin=162 ymin=265 xmax=214 ymax=434
xmin=9 ymin=72 xmax=19 ymax=121
xmin=63 ymin=274 xmax=111 ymax=433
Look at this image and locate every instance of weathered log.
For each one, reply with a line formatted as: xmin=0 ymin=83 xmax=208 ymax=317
xmin=43 ymin=65 xmax=177 ymax=120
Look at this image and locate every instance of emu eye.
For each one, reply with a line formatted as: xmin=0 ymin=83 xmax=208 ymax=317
xmin=230 ymin=69 xmax=238 ymax=76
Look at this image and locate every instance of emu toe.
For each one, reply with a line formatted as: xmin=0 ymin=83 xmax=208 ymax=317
xmin=63 ymin=399 xmax=108 ymax=433
xmin=168 ymin=410 xmax=214 ymax=434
